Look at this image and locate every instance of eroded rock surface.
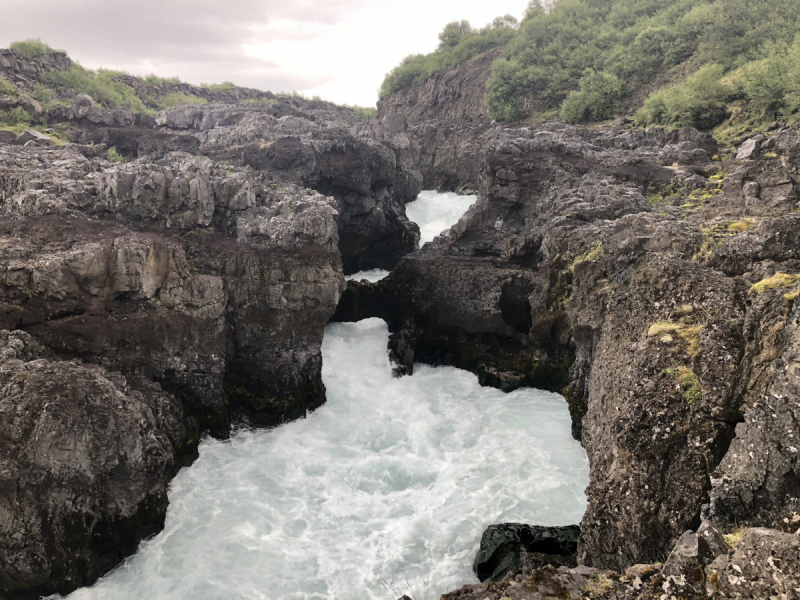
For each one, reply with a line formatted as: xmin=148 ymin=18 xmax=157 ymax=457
xmin=336 ymin=117 xmax=800 ymax=574
xmin=0 ymin=331 xmax=189 ymax=599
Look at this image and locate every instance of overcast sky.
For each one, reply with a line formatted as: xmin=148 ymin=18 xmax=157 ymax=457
xmin=1 ymin=0 xmax=530 ymax=106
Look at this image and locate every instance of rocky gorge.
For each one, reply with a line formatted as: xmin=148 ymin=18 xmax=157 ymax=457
xmin=1 ymin=41 xmax=799 ymax=600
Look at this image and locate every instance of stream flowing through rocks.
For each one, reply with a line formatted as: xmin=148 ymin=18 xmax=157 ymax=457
xmin=59 ymin=192 xmax=589 ymax=600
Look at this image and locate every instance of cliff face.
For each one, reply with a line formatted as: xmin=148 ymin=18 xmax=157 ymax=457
xmin=0 ymin=51 xmax=425 ymax=597
xmin=338 ymin=100 xmax=800 ymax=575
xmin=377 ymin=49 xmax=498 ymax=127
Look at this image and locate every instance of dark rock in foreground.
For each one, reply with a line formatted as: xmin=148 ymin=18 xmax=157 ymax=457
xmin=0 ymin=331 xmax=190 ymax=599
xmin=474 ymin=524 xmax=580 ymax=582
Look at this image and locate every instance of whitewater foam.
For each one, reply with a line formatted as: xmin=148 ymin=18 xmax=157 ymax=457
xmin=405 ymin=190 xmax=477 ymax=246
xmin=61 ymin=319 xmax=588 ymax=600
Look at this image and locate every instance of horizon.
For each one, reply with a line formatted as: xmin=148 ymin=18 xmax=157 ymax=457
xmin=0 ymin=0 xmax=529 ymax=107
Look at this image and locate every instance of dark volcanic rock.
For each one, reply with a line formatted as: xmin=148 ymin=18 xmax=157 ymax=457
xmin=0 ymin=146 xmax=344 ymax=436
xmin=337 ymin=116 xmax=800 ymax=574
xmin=0 ymin=330 xmax=190 ymax=600
xmin=0 ymin=143 xmax=344 ymax=596
xmin=155 ymin=103 xmax=422 ymax=272
xmin=474 ymin=524 xmax=580 ymax=582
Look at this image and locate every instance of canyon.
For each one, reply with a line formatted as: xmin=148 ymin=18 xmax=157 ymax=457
xmin=1 ymin=44 xmax=799 ymax=599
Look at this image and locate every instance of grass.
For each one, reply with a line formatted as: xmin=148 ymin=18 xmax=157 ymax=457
xmin=648 ymin=322 xmax=683 ymax=337
xmin=727 ymin=219 xmax=754 ymax=232
xmin=750 ymin=272 xmax=800 ymax=294
xmin=0 ymin=77 xmax=18 ymax=96
xmin=649 ymin=317 xmax=703 ymax=357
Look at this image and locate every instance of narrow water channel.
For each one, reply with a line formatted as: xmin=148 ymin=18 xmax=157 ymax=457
xmin=60 ymin=191 xmax=589 ymax=600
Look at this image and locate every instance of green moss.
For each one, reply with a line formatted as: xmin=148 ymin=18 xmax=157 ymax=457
xmin=665 ymin=366 xmax=702 ymax=405
xmin=571 ymin=242 xmax=604 ymax=270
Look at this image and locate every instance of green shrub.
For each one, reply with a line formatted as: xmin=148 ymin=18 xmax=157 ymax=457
xmin=0 ymin=106 xmax=34 ymax=127
xmin=738 ymin=36 xmax=800 ymax=119
xmin=380 ymin=17 xmax=517 ymax=99
xmin=635 ymin=64 xmax=731 ymax=129
xmin=144 ymin=74 xmax=182 ymax=86
xmin=30 ymin=83 xmax=53 ymax=109
xmin=40 ymin=64 xmax=151 ymax=113
xmin=0 ymin=77 xmax=17 ymax=96
xmin=351 ymin=106 xmax=378 ymax=122
xmin=561 ymin=70 xmax=625 ymax=123
xmin=10 ymin=38 xmax=62 ymax=59
xmin=203 ymin=81 xmax=236 ymax=92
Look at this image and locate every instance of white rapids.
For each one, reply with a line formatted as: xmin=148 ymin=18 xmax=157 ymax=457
xmin=345 ymin=189 xmax=477 ymax=283
xmin=59 ymin=190 xmax=589 ymax=600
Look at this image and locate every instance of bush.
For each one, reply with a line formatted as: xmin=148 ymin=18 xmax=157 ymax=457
xmin=204 ymin=81 xmax=236 ymax=92
xmin=350 ymin=105 xmax=378 ymax=122
xmin=380 ymin=17 xmax=517 ymax=99
xmin=635 ymin=64 xmax=731 ymax=129
xmin=0 ymin=77 xmax=18 ymax=96
xmin=560 ymin=70 xmax=625 ymax=123
xmin=10 ymin=38 xmax=62 ymax=59
xmin=0 ymin=106 xmax=34 ymax=127
xmin=739 ymin=36 xmax=800 ymax=119
xmin=40 ymin=64 xmax=151 ymax=113
xmin=143 ymin=74 xmax=182 ymax=86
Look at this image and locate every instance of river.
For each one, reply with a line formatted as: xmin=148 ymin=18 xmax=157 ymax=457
xmin=61 ymin=191 xmax=589 ymax=600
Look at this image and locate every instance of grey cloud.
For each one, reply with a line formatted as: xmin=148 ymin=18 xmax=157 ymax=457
xmin=0 ymin=0 xmax=365 ymax=90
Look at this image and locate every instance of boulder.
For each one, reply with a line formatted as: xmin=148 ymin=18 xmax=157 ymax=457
xmin=74 ymin=92 xmax=95 ymax=108
xmin=16 ymin=93 xmax=42 ymax=115
xmin=710 ymin=528 xmax=800 ymax=598
xmin=697 ymin=521 xmax=728 ymax=562
xmin=736 ymin=138 xmax=760 ymax=160
xmin=473 ymin=524 xmax=580 ymax=582
xmin=16 ymin=129 xmax=52 ymax=146
xmin=660 ymin=530 xmax=710 ymax=594
xmin=0 ymin=330 xmax=190 ymax=599
xmin=0 ymin=130 xmax=16 ymax=144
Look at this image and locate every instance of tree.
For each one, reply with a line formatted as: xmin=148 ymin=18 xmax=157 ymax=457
xmin=438 ymin=21 xmax=474 ymax=49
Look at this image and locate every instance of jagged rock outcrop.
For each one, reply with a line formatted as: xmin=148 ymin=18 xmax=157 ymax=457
xmin=152 ymin=103 xmax=422 ymax=272
xmin=442 ymin=523 xmax=798 ymax=599
xmin=0 ymin=145 xmax=344 ymax=436
xmin=474 ymin=524 xmax=580 ymax=582
xmin=335 ymin=120 xmax=800 ymax=573
xmin=0 ymin=48 xmax=72 ymax=92
xmin=0 ymin=143 xmax=344 ymax=596
xmin=0 ymin=330 xmax=191 ymax=599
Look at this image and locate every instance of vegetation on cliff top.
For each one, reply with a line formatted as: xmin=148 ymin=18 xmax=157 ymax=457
xmin=381 ymin=0 xmax=800 ymax=129
xmin=2 ymin=39 xmax=377 ymax=124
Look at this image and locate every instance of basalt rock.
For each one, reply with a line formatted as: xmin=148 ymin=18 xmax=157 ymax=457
xmin=0 ymin=330 xmax=191 ymax=600
xmin=443 ymin=524 xmax=797 ymax=599
xmin=473 ymin=524 xmax=580 ymax=582
xmin=0 ymin=143 xmax=344 ymax=596
xmin=335 ymin=119 xmax=800 ymax=574
xmin=154 ymin=103 xmax=422 ymax=272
